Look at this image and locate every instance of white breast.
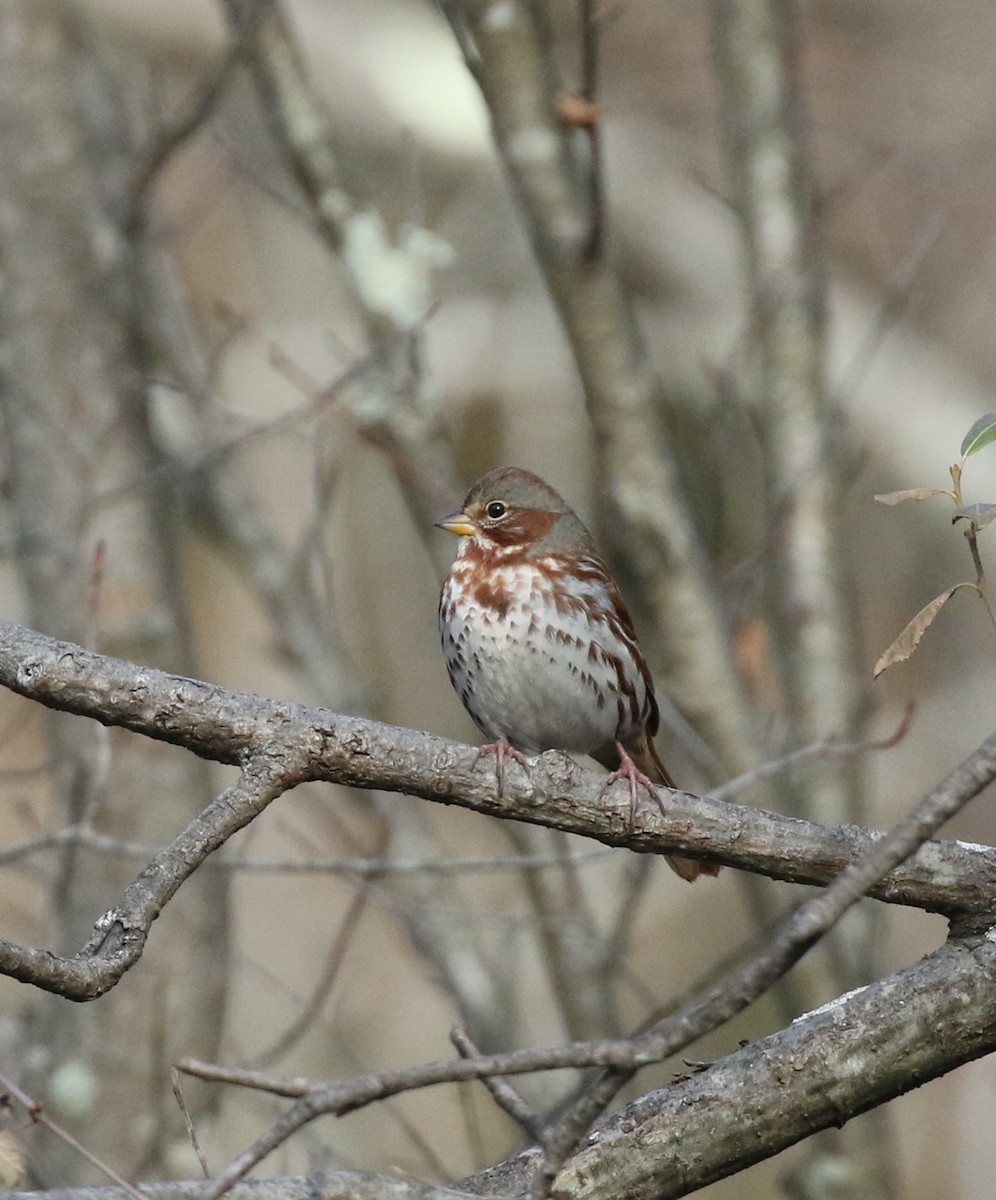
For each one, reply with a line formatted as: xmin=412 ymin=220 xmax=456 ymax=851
xmin=439 ymin=557 xmax=648 ymax=757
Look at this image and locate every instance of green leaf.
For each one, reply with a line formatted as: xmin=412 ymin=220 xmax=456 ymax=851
xmin=960 ymin=414 xmax=996 ymax=458
xmin=874 ymin=488 xmax=952 ymax=505
xmin=952 ymin=503 xmax=996 ymax=530
xmin=873 ymin=584 xmax=974 ymax=678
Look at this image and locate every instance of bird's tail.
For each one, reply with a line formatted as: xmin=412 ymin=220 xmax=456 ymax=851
xmin=621 ymin=733 xmax=721 ymax=883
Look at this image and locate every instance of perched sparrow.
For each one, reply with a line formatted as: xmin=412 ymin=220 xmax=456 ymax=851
xmin=436 ymin=466 xmax=718 ymax=882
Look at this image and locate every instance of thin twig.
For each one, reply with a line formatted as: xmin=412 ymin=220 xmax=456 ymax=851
xmin=90 ymin=354 xmax=374 ymax=512
xmin=450 ymin=1027 xmax=547 ymax=1142
xmin=0 ymin=820 xmax=615 ymax=876
xmin=832 ymin=214 xmax=946 ymax=406
xmin=127 ymin=1 xmax=264 ymax=219
xmin=170 ymin=1069 xmax=211 ymax=1180
xmin=0 ymin=1071 xmax=145 ymax=1200
xmin=578 ymin=0 xmax=604 ymax=257
xmin=707 ymin=702 xmax=915 ymax=804
xmin=250 ymin=875 xmax=372 ymax=1068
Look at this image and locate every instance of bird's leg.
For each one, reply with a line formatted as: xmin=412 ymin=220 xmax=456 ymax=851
xmin=472 ymin=739 xmax=529 ymax=796
xmin=599 ymin=741 xmax=665 ymax=829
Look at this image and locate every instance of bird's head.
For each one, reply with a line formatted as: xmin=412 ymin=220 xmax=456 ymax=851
xmin=435 ymin=467 xmax=595 ymax=560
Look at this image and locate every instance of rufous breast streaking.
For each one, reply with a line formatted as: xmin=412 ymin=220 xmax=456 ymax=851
xmin=436 ymin=465 xmax=718 ymax=882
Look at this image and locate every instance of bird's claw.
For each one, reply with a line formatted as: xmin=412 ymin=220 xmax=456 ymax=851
xmin=599 ymin=743 xmax=665 ymax=831
xmin=472 ymin=739 xmax=529 ymax=796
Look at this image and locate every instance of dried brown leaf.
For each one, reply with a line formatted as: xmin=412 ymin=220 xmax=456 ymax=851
xmin=873 ymin=584 xmax=973 ymax=678
xmin=874 ymin=488 xmax=952 ymax=505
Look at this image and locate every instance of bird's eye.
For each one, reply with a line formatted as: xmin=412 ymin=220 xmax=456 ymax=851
xmin=485 ymin=501 xmax=507 ymax=520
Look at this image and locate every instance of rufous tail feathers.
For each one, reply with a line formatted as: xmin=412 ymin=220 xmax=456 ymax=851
xmin=613 ymin=734 xmax=721 ymax=883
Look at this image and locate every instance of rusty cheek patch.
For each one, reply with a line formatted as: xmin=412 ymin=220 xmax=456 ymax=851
xmin=482 ymin=508 xmax=559 ymax=551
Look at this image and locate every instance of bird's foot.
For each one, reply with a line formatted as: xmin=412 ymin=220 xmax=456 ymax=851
xmin=599 ymin=741 xmax=665 ymax=830
xmin=472 ymin=739 xmax=529 ymax=796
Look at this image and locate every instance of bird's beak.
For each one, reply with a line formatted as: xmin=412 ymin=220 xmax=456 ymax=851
xmin=435 ymin=510 xmax=476 ymax=537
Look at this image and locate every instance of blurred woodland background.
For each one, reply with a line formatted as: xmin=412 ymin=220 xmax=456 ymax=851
xmin=2 ymin=0 xmax=996 ymax=1197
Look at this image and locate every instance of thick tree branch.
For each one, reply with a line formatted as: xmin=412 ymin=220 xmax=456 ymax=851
xmin=0 ymin=1177 xmax=482 ymax=1200
xmin=0 ymin=753 xmax=305 ymax=999
xmin=553 ymin=933 xmax=996 ymax=1198
xmin=525 ymin=699 xmax=996 ymax=1191
xmin=172 ymin=715 xmax=996 ymax=1195
xmin=0 ymin=617 xmax=994 ymax=1019
xmin=5 ymin=912 xmax=996 ymax=1200
xmin=234 ymin=936 xmax=993 ymax=1200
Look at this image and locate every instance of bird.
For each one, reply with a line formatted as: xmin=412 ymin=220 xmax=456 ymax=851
xmin=436 ymin=465 xmax=718 ymax=882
